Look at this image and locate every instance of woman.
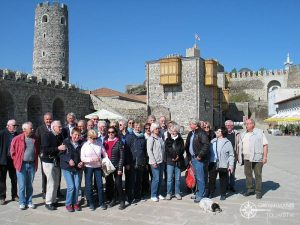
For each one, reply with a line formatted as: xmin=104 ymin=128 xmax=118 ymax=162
xmin=165 ymin=124 xmax=185 ymax=200
xmin=81 ymin=130 xmax=107 ymax=210
xmin=103 ymin=126 xmax=125 ymax=210
xmin=204 ymin=121 xmax=216 ymax=142
xmin=60 ymin=128 xmax=83 ymax=212
xmin=142 ymin=122 xmax=152 ymax=197
xmin=208 ymin=127 xmax=234 ymax=200
xmin=147 ymin=123 xmax=165 ymax=202
xmin=144 ymin=123 xmax=151 ymax=140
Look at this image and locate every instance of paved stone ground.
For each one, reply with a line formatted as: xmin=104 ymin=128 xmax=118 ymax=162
xmin=0 ymin=132 xmax=299 ymax=225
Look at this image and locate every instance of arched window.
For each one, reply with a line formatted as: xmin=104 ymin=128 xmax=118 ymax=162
xmin=61 ymin=17 xmax=65 ymax=25
xmin=42 ymin=15 xmax=48 ymax=23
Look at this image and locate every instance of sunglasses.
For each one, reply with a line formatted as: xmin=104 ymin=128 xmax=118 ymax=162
xmin=108 ymin=131 xmax=115 ymax=134
xmin=145 ymin=127 xmax=150 ymax=130
xmin=91 ymin=137 xmax=97 ymax=140
xmin=12 ymin=125 xmax=19 ymax=127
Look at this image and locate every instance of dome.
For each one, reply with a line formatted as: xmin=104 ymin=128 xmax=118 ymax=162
xmin=239 ymin=68 xmax=252 ymax=72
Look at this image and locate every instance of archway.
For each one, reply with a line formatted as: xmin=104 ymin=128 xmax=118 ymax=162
xmin=0 ymin=90 xmax=15 ymax=129
xmin=27 ymin=95 xmax=43 ymax=128
xmin=53 ymin=98 xmax=65 ymax=123
xmin=267 ymin=80 xmax=281 ymax=116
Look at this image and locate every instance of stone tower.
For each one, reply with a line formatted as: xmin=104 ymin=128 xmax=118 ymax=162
xmin=32 ymin=2 xmax=69 ymax=82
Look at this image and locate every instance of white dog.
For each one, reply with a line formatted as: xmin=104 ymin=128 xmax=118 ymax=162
xmin=199 ymin=198 xmax=222 ymax=213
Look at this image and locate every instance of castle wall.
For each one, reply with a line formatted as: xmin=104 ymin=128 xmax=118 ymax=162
xmin=0 ymin=73 xmax=92 ymax=129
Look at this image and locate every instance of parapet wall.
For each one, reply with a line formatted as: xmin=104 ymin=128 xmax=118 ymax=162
xmin=0 ymin=68 xmax=77 ymax=90
xmin=228 ymin=69 xmax=288 ymax=80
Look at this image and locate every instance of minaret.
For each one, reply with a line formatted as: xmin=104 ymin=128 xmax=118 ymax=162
xmin=284 ymin=53 xmax=293 ymax=71
xmin=32 ymin=2 xmax=69 ymax=82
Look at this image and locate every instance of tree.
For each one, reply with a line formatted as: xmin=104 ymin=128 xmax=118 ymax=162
xmin=229 ymin=91 xmax=254 ymax=102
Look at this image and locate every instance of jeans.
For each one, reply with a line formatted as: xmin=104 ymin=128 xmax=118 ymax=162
xmin=62 ymin=169 xmax=81 ymax=206
xmin=106 ymin=170 xmax=124 ymax=202
xmin=0 ymin=157 xmax=18 ymax=200
xmin=229 ymin=160 xmax=237 ymax=188
xmin=16 ymin=162 xmax=35 ymax=205
xmin=191 ymin=158 xmax=205 ymax=200
xmin=85 ymin=167 xmax=104 ymax=206
xmin=166 ymin=164 xmax=181 ymax=195
xmin=244 ymin=160 xmax=263 ymax=195
xmin=150 ymin=163 xmax=164 ymax=198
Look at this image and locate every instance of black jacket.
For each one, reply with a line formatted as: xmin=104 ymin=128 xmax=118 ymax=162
xmin=0 ymin=129 xmax=18 ymax=165
xmin=104 ymin=139 xmax=124 ymax=172
xmin=41 ymin=131 xmax=64 ymax=163
xmin=185 ymin=129 xmax=209 ymax=161
xmin=165 ymin=134 xmax=185 ymax=166
xmin=125 ymin=132 xmax=147 ymax=166
xmin=35 ymin=124 xmax=50 ymax=151
xmin=60 ymin=138 xmax=83 ymax=172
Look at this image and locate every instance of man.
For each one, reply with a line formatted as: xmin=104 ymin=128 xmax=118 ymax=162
xmin=125 ymin=122 xmax=147 ymax=203
xmin=10 ymin=122 xmax=39 ymax=210
xmin=87 ymin=120 xmax=94 ymax=131
xmin=118 ymin=119 xmax=128 ymax=145
xmin=62 ymin=112 xmax=77 ymax=139
xmin=225 ymin=120 xmax=240 ymax=192
xmin=0 ymin=119 xmax=19 ymax=204
xmin=96 ymin=121 xmax=108 ymax=146
xmin=238 ymin=119 xmax=268 ymax=199
xmin=91 ymin=115 xmax=99 ymax=133
xmin=77 ymin=120 xmax=87 ymax=142
xmin=185 ymin=119 xmax=209 ymax=203
xmin=41 ymin=120 xmax=65 ymax=210
xmin=159 ymin=116 xmax=167 ymax=140
xmin=35 ymin=112 xmax=52 ymax=199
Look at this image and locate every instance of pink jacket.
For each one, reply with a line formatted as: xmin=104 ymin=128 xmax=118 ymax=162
xmin=10 ymin=133 xmax=39 ymax=172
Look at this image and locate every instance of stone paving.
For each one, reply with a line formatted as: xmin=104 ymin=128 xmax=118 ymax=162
xmin=0 ymin=132 xmax=299 ymax=225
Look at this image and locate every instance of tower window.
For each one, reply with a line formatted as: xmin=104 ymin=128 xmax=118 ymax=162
xmin=42 ymin=51 xmax=46 ymax=57
xmin=62 ymin=52 xmax=65 ymax=58
xmin=61 ymin=17 xmax=65 ymax=25
xmin=42 ymin=15 xmax=48 ymax=23
xmin=43 ymin=33 xmax=46 ymax=38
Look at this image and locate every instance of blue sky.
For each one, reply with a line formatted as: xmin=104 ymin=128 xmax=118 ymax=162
xmin=0 ymin=0 xmax=299 ymax=91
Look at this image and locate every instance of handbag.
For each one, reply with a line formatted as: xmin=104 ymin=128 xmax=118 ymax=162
xmin=102 ymin=157 xmax=116 ymax=177
xmin=185 ymin=164 xmax=196 ymax=189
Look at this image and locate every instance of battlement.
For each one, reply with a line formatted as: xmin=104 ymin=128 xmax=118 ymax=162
xmin=37 ymin=2 xmax=67 ymax=10
xmin=0 ymin=68 xmax=76 ymax=90
xmin=228 ymin=69 xmax=289 ymax=79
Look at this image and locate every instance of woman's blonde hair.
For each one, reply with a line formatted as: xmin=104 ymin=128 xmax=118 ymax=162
xmin=87 ymin=129 xmax=97 ymax=139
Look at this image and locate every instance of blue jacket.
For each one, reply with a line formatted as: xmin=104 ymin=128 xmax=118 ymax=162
xmin=60 ymin=138 xmax=83 ymax=172
xmin=125 ymin=132 xmax=147 ymax=166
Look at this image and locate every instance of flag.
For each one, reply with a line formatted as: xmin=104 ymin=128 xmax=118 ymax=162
xmin=195 ymin=33 xmax=200 ymax=41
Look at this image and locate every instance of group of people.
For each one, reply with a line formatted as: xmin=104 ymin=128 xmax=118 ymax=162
xmin=0 ymin=112 xmax=269 ymax=212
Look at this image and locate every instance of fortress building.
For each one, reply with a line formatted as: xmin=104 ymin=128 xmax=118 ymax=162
xmin=146 ymin=45 xmax=229 ymax=130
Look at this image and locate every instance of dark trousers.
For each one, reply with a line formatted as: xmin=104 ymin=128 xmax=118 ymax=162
xmin=0 ymin=157 xmax=18 ymax=200
xmin=39 ymin=158 xmax=47 ymax=194
xmin=228 ymin=160 xmax=237 ymax=188
xmin=106 ymin=171 xmax=124 ymax=202
xmin=244 ymin=160 xmax=263 ymax=195
xmin=142 ymin=164 xmax=151 ymax=196
xmin=85 ymin=167 xmax=105 ymax=206
xmin=126 ymin=165 xmax=144 ymax=201
xmin=208 ymin=162 xmax=228 ymax=196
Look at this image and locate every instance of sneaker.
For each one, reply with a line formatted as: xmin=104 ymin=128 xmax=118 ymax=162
xmin=100 ymin=204 xmax=107 ymax=210
xmin=118 ymin=201 xmax=125 ymax=210
xmin=243 ymin=191 xmax=255 ymax=197
xmin=190 ymin=195 xmax=196 ymax=199
xmin=73 ymin=204 xmax=81 ymax=211
xmin=165 ymin=194 xmax=171 ymax=200
xmin=19 ymin=204 xmax=26 ymax=210
xmin=0 ymin=199 xmax=5 ymax=205
xmin=256 ymin=193 xmax=262 ymax=199
xmin=175 ymin=194 xmax=182 ymax=200
xmin=158 ymin=195 xmax=165 ymax=200
xmin=12 ymin=196 xmax=19 ymax=201
xmin=220 ymin=195 xmax=226 ymax=201
xmin=66 ymin=205 xmax=74 ymax=212
xmin=28 ymin=203 xmax=36 ymax=209
xmin=45 ymin=204 xmax=57 ymax=211
xmin=89 ymin=205 xmax=95 ymax=211
xmin=151 ymin=197 xmax=158 ymax=202
xmin=194 ymin=198 xmax=201 ymax=203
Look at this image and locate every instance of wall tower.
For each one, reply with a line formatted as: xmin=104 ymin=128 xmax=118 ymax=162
xmin=32 ymin=2 xmax=69 ymax=82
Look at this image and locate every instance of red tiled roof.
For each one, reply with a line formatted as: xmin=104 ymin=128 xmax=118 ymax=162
xmin=90 ymin=87 xmax=146 ymax=104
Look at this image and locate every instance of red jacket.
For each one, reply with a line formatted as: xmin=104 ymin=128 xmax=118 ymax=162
xmin=10 ymin=133 xmax=39 ymax=172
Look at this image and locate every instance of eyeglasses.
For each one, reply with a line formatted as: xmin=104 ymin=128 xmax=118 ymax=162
xmin=145 ymin=127 xmax=150 ymax=130
xmin=204 ymin=127 xmax=210 ymax=129
xmin=108 ymin=131 xmax=115 ymax=134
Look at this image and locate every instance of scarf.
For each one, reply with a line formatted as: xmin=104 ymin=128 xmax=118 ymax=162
xmin=104 ymin=137 xmax=118 ymax=159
